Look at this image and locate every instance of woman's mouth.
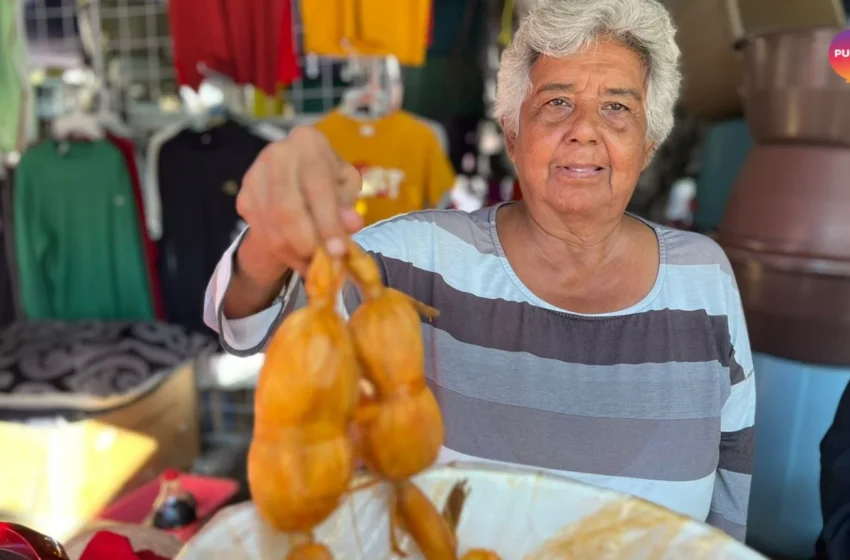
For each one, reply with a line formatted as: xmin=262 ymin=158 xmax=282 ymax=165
xmin=555 ymin=165 xmax=605 ymax=180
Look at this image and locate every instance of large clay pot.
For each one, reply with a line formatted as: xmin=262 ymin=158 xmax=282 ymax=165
xmin=664 ymin=0 xmax=845 ymax=122
xmin=737 ymin=27 xmax=850 ymax=146
xmin=718 ymin=144 xmax=850 ymax=364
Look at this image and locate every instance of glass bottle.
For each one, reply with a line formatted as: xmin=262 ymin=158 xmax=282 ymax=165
xmin=144 ymin=469 xmax=198 ymax=530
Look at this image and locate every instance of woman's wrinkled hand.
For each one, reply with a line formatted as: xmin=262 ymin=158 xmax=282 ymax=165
xmin=236 ymin=126 xmax=363 ymax=278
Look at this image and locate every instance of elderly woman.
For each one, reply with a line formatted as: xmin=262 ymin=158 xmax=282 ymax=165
xmin=204 ymin=0 xmax=755 ymax=541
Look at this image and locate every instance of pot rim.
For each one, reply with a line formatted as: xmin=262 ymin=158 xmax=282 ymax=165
xmin=732 ymin=25 xmax=847 ymax=51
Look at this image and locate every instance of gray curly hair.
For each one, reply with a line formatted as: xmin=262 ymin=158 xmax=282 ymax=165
xmin=495 ymin=0 xmax=681 ymax=147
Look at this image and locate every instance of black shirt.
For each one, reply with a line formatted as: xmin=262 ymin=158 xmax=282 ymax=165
xmin=0 ymin=169 xmax=18 ymax=328
xmin=156 ymin=119 xmax=268 ymax=333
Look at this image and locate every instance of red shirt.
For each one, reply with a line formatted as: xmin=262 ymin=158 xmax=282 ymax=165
xmin=169 ymin=0 xmax=300 ymax=94
xmin=277 ymin=0 xmax=302 ymax=86
xmin=168 ymin=0 xmax=233 ymax=91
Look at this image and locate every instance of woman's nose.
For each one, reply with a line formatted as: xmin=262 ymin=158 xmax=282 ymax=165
xmin=566 ymin=106 xmax=600 ymax=145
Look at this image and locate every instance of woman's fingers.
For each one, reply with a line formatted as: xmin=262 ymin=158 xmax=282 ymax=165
xmin=299 ymin=155 xmax=348 ymax=257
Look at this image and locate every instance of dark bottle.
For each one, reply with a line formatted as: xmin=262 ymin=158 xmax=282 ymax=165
xmin=145 ymin=469 xmax=198 ymax=530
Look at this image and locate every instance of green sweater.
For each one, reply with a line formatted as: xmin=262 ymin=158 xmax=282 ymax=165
xmin=14 ymin=140 xmax=154 ymax=320
xmin=0 ymin=0 xmax=26 ymax=152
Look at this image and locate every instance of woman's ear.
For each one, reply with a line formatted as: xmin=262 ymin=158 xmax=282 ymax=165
xmin=642 ymin=142 xmax=657 ymax=169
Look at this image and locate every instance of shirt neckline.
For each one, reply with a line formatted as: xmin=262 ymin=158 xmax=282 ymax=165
xmin=330 ymin=108 xmax=403 ymax=136
xmin=487 ymin=201 xmax=667 ymax=318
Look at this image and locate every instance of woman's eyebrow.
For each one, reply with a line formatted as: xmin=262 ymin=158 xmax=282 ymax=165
xmin=605 ymin=87 xmax=643 ymax=101
xmin=535 ymin=82 xmax=575 ymax=95
xmin=535 ymin=83 xmax=643 ymax=102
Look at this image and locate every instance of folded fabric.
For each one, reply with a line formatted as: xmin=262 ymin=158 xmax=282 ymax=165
xmin=79 ymin=531 xmax=170 ymax=560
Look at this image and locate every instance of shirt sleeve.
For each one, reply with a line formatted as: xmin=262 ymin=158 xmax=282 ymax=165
xmin=108 ymin=146 xmax=154 ymax=319
xmin=144 ymin=122 xmax=184 ymax=241
xmin=202 ymin=227 xmax=353 ymax=355
xmin=12 ymin=157 xmax=53 ymax=318
xmin=203 ymin=227 xmax=289 ymax=355
xmin=707 ymin=275 xmax=756 ymax=541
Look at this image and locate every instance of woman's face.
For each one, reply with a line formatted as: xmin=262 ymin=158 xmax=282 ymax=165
xmin=506 ymin=40 xmax=654 ymax=225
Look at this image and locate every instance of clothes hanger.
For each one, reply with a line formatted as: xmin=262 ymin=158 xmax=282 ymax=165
xmin=181 ymin=62 xmax=235 ymax=132
xmin=340 ymin=83 xmax=390 ymax=119
xmin=181 ymin=63 xmax=286 ymax=142
xmin=339 ymin=48 xmax=401 ymax=120
xmin=51 ymin=109 xmax=104 ymax=140
xmin=51 ymin=86 xmax=105 ymax=142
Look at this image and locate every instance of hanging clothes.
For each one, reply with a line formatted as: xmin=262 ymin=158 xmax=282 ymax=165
xmin=277 ymin=0 xmax=301 ymax=86
xmin=224 ymin=0 xmax=299 ymax=94
xmin=499 ymin=0 xmax=516 ymax=46
xmin=401 ymin=0 xmax=487 ymax=121
xmin=300 ymin=0 xmax=432 ymax=66
xmin=77 ymin=0 xmax=175 ymax=102
xmin=169 ymin=0 xmax=300 ymax=94
xmin=0 ymin=319 xmax=216 ymax=421
xmin=252 ymin=89 xmax=286 ymax=118
xmin=313 ymin=109 xmax=456 ymax=226
xmin=106 ymin=133 xmax=167 ymax=320
xmin=0 ymin=0 xmax=34 ymax=153
xmin=0 ymin=168 xmax=17 ymax=327
xmin=244 ymin=0 xmax=302 ymax=109
xmin=143 ymin=121 xmax=186 ymax=242
xmin=13 ymin=140 xmax=154 ymax=320
xmin=168 ymin=0 xmax=232 ymax=92
xmin=143 ymin=118 xmax=284 ymax=242
xmin=0 ymin=167 xmax=21 ymax=322
xmin=155 ymin=119 xmax=269 ymax=333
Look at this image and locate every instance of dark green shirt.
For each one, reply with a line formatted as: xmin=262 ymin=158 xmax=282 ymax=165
xmin=14 ymin=139 xmax=153 ymax=320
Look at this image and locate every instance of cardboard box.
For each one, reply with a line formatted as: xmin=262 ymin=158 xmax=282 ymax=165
xmin=0 ymin=363 xmax=200 ymax=543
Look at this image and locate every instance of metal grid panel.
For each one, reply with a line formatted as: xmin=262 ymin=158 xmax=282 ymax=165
xmin=23 ymin=0 xmax=353 ymax=124
xmin=95 ymin=0 xmax=175 ymax=107
xmin=198 ymin=388 xmax=256 ymax=449
xmin=283 ymin=0 xmax=347 ymax=114
xmin=23 ymin=0 xmax=83 ymax=70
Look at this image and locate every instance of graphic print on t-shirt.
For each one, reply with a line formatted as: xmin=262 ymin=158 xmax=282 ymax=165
xmin=353 ymin=162 xmax=406 ymax=200
xmin=221 ymin=179 xmax=239 ymax=197
xmin=313 ymin=110 xmax=455 ymax=225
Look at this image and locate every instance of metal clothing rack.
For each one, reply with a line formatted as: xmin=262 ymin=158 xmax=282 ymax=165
xmin=22 ymin=0 xmax=356 ymax=135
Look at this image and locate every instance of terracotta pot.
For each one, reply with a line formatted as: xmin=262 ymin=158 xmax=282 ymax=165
xmin=737 ymin=27 xmax=850 ymax=146
xmin=665 ymin=0 xmax=845 ymax=122
xmin=718 ymin=144 xmax=850 ymax=364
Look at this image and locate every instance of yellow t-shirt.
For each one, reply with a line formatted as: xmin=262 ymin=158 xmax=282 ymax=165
xmin=300 ymin=0 xmax=431 ymax=66
xmin=313 ymin=109 xmax=456 ymax=226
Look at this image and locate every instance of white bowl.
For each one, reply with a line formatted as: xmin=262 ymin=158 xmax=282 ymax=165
xmin=177 ymin=462 xmax=766 ymax=559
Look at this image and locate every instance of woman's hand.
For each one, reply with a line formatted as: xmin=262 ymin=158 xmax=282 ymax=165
xmin=224 ymin=127 xmax=363 ymax=319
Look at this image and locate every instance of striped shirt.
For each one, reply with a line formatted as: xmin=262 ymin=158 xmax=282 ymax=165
xmin=203 ymin=204 xmax=756 ymax=540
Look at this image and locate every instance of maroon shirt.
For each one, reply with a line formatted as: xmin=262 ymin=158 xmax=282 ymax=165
xmin=106 ymin=133 xmax=167 ymax=319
